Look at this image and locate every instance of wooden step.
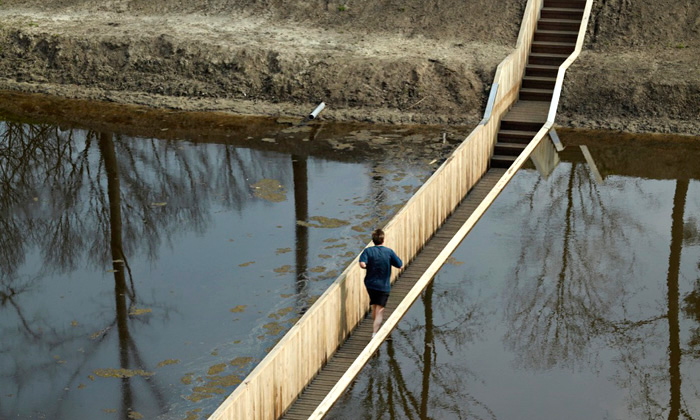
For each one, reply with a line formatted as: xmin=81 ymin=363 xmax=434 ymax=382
xmin=494 ymin=142 xmax=528 ymax=156
xmin=531 ymin=40 xmax=575 ymax=54
xmin=525 ymin=64 xmax=559 ymax=78
xmin=537 ymin=18 xmax=581 ymax=31
xmin=528 ymin=52 xmax=569 ymax=66
xmin=498 ymin=129 xmax=538 ymax=144
xmin=520 ymin=87 xmax=554 ymax=101
xmin=541 ymin=7 xmax=584 ymax=20
xmin=490 ymin=154 xmax=517 ymax=168
xmin=543 ymin=0 xmax=586 ymax=9
xmin=500 ymin=119 xmax=543 ymax=132
xmin=534 ymin=29 xmax=579 ymax=43
xmin=522 ymin=75 xmax=556 ymax=90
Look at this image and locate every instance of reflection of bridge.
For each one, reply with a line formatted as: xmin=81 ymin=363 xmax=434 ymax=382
xmin=211 ymin=0 xmax=594 ymax=419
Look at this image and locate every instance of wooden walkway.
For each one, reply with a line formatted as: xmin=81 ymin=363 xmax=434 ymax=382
xmin=209 ymin=0 xmax=593 ymax=418
xmin=280 ymin=168 xmax=506 ymax=420
xmin=492 ymin=0 xmax=586 ymax=168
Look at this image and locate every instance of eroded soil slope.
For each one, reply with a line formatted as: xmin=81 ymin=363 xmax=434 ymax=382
xmin=0 ymin=0 xmax=698 ymax=133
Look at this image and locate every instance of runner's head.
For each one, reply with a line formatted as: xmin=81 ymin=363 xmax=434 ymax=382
xmin=372 ymin=229 xmax=385 ymax=245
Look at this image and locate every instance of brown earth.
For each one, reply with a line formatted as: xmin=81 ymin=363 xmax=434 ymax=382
xmin=0 ymin=0 xmax=698 ymax=134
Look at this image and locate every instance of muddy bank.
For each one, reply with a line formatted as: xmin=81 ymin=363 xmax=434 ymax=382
xmin=0 ymin=0 xmax=698 ymax=134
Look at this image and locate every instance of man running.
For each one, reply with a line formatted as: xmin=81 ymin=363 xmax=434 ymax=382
xmin=359 ymin=229 xmax=403 ymax=337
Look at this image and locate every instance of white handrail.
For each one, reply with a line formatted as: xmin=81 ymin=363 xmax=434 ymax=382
xmin=479 ymin=83 xmax=499 ymax=125
xmin=545 ymin=0 xmax=594 ymax=125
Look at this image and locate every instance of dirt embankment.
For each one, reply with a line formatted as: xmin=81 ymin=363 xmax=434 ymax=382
xmin=0 ymin=0 xmax=698 ymax=134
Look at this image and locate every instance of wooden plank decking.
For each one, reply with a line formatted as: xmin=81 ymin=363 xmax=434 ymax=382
xmin=280 ymin=168 xmax=507 ymax=420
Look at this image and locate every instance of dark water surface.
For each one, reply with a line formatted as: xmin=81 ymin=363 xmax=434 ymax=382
xmin=0 ymin=99 xmax=460 ymax=420
xmin=328 ymin=130 xmax=700 ymax=420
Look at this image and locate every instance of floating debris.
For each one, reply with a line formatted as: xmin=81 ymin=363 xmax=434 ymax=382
xmin=230 ymin=357 xmax=254 ymax=368
xmin=183 ymin=409 xmax=203 ymax=420
xmin=447 ymin=257 xmax=465 ymax=266
xmin=310 ymin=266 xmax=326 ymax=273
xmin=263 ymin=322 xmax=284 ymax=336
xmin=328 ymin=140 xmax=354 ymax=150
xmin=77 ymin=384 xmax=86 ymax=389
xmin=195 ymin=385 xmax=228 ymax=395
xmin=185 ymin=392 xmax=213 ymax=402
xmin=314 ymin=270 xmax=339 ymax=281
xmin=280 ymin=125 xmax=312 ymax=134
xmin=239 ymin=261 xmax=255 ymax=267
xmin=206 ymin=374 xmax=241 ymax=387
xmin=181 ymin=373 xmax=194 ymax=385
xmin=150 ymin=202 xmax=167 ymax=206
xmin=128 ymin=410 xmax=143 ymax=419
xmin=296 ymin=216 xmax=350 ymax=229
xmin=275 ymin=247 xmax=292 ymax=254
xmin=251 ymin=179 xmax=287 ymax=202
xmin=71 ymin=320 xmax=78 ymax=327
xmin=89 ymin=326 xmax=110 ymax=339
xmin=128 ymin=308 xmax=152 ymax=316
xmin=93 ymin=368 xmax=154 ymax=379
xmin=207 ymin=363 xmax=227 ymax=376
xmin=230 ymin=305 xmax=247 ymax=313
xmin=156 ymin=359 xmax=180 ymax=368
xmin=280 ymin=293 xmax=293 ymax=298
xmin=273 ymin=265 xmax=292 ymax=274
xmin=268 ymin=307 xmax=294 ymax=320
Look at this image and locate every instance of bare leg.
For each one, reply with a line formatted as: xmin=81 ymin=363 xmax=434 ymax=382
xmin=372 ymin=304 xmax=384 ymax=334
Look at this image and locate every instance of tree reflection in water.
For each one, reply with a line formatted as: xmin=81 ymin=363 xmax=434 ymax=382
xmin=0 ymin=121 xmax=290 ymax=418
xmin=504 ymin=153 xmax=700 ymax=419
xmin=331 ymin=279 xmax=493 ymax=420
xmin=0 ymin=116 xmax=442 ymax=418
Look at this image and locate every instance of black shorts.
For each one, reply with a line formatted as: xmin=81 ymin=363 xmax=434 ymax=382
xmin=367 ymin=289 xmax=390 ymax=307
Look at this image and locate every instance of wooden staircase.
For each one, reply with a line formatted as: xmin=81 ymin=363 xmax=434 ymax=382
xmin=491 ymin=0 xmax=586 ymax=168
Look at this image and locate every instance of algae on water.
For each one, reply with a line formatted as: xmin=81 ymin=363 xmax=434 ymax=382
xmin=273 ymin=265 xmax=292 ymax=274
xmin=156 ymin=359 xmax=180 ymax=368
xmin=93 ymin=368 xmax=154 ymax=378
xmin=128 ymin=308 xmax=152 ymax=316
xmin=251 ymin=179 xmax=287 ymax=202
xmin=207 ymin=363 xmax=227 ymax=376
xmin=297 ymin=216 xmax=350 ymax=228
xmin=268 ymin=307 xmax=294 ymax=320
xmin=230 ymin=357 xmax=254 ymax=368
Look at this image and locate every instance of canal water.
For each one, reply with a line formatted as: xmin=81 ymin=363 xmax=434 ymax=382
xmin=3 ymin=96 xmax=700 ymax=420
xmin=328 ymin=130 xmax=700 ymax=420
xmin=0 ymin=99 xmax=460 ymax=420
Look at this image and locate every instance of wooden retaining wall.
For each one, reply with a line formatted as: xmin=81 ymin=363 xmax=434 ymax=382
xmin=209 ymin=1 xmax=546 ymax=419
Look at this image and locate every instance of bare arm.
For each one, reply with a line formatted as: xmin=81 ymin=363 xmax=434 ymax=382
xmin=359 ymin=261 xmax=367 ymax=269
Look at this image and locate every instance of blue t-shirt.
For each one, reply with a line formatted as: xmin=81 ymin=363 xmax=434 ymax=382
xmin=359 ymin=245 xmax=403 ymax=292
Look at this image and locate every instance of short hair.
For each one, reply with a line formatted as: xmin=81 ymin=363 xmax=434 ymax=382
xmin=372 ymin=229 xmax=385 ymax=245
